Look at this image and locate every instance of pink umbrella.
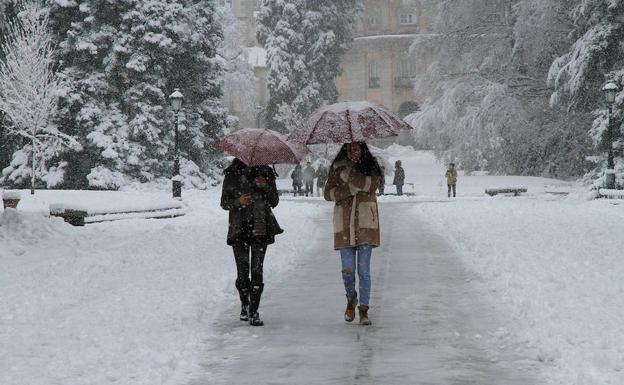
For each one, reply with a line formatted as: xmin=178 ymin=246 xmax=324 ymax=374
xmin=289 ymin=101 xmax=413 ymax=144
xmin=215 ymin=128 xmax=308 ymax=166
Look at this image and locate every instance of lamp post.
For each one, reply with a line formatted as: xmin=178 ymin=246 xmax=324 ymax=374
xmin=603 ymin=82 xmax=618 ymax=189
xmin=169 ymin=89 xmax=184 ymax=199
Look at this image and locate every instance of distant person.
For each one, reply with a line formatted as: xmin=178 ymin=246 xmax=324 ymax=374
xmin=445 ymin=162 xmax=458 ymax=198
xmin=303 ymin=161 xmax=316 ymax=197
xmin=291 ymin=164 xmax=303 ymax=196
xmin=220 ymin=158 xmax=283 ymax=326
xmin=316 ymin=163 xmax=328 ymax=197
xmin=378 ymin=166 xmax=385 ymax=195
xmin=393 ymin=160 xmax=405 ymax=196
xmin=324 ymin=142 xmax=382 ymax=326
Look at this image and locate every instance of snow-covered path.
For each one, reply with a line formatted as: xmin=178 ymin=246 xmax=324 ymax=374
xmin=188 ymin=202 xmax=542 ymax=384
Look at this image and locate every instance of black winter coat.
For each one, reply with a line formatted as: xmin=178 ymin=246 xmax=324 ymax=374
xmin=220 ymin=159 xmax=283 ymax=246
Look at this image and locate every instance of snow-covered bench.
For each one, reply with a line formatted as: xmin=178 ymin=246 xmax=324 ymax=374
xmin=598 ymin=189 xmax=624 ymax=199
xmin=50 ymin=202 xmax=186 ymax=226
xmin=485 ymin=187 xmax=527 ymax=197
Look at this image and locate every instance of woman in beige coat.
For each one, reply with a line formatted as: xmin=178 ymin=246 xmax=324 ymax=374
xmin=324 ymin=142 xmax=382 ymax=325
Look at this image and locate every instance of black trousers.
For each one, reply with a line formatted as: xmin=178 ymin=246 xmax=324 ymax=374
xmin=233 ymin=242 xmax=267 ymax=314
xmin=233 ymin=242 xmax=267 ymax=288
xmin=305 ymin=181 xmax=313 ymax=196
xmin=448 ymin=184 xmax=456 ymax=197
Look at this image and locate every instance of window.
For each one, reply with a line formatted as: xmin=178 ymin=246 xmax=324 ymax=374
xmin=368 ymin=14 xmax=379 ymax=27
xmin=368 ymin=62 xmax=380 ymax=89
xmin=399 ymin=14 xmax=415 ymax=25
xmin=394 ymin=57 xmax=414 ymax=89
xmin=398 ymin=58 xmax=411 ymax=78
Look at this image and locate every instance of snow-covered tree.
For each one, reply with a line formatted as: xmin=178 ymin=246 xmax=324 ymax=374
xmin=0 ymin=0 xmax=77 ymax=193
xmin=216 ymin=4 xmax=256 ymax=128
xmin=49 ymin=0 xmax=228 ymax=189
xmin=547 ymin=0 xmax=624 ymax=187
xmin=256 ymin=0 xmax=360 ymax=132
xmin=408 ymin=0 xmax=591 ymax=178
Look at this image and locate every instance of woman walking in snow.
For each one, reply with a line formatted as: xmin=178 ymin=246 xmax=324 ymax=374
xmin=324 ymin=142 xmax=382 ymax=325
xmin=220 ymin=158 xmax=283 ymax=326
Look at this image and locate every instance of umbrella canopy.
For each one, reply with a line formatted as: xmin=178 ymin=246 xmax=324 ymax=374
xmin=215 ymin=128 xmax=308 ymax=166
xmin=289 ymin=101 xmax=413 ymax=145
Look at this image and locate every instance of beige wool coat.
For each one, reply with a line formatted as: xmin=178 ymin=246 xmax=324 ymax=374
xmin=324 ymin=159 xmax=381 ymax=250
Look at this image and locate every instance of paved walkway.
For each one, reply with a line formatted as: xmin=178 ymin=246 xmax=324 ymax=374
xmin=188 ymin=202 xmax=541 ymax=385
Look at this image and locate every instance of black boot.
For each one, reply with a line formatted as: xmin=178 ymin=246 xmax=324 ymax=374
xmin=236 ymin=279 xmax=251 ymax=321
xmin=248 ymin=283 xmax=264 ymax=326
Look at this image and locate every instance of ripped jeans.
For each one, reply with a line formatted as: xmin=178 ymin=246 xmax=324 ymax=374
xmin=339 ymin=245 xmax=372 ymax=306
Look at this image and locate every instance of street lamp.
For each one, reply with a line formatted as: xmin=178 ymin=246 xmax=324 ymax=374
xmin=169 ymin=88 xmax=184 ymax=199
xmin=603 ymin=82 xmax=618 ymax=189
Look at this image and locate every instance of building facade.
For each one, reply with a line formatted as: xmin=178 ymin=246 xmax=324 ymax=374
xmin=336 ymin=0 xmax=433 ymax=118
xmin=222 ymin=0 xmax=433 ymax=127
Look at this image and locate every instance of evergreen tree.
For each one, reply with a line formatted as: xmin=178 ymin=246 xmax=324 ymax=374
xmin=49 ymin=0 xmax=227 ymax=189
xmin=256 ymin=0 xmax=359 ymax=133
xmin=547 ymin=0 xmax=624 ymax=187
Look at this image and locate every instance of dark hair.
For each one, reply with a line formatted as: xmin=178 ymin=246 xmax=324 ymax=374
xmin=224 ymin=158 xmax=277 ymax=179
xmin=330 ymin=142 xmax=382 ymax=176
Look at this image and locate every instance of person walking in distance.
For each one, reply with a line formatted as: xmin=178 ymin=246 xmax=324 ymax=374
xmin=291 ymin=164 xmax=303 ymax=196
xmin=445 ymin=162 xmax=458 ymax=198
xmin=220 ymin=158 xmax=283 ymax=326
xmin=303 ymin=161 xmax=316 ymax=197
xmin=324 ymin=142 xmax=382 ymax=326
xmin=316 ymin=162 xmax=329 ymax=197
xmin=393 ymin=160 xmax=405 ymax=196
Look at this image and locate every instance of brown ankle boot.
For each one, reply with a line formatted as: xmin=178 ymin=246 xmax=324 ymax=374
xmin=344 ymin=294 xmax=358 ymax=322
xmin=358 ymin=305 xmax=371 ymax=325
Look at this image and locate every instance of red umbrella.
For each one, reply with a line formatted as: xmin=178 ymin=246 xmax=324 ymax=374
xmin=215 ymin=128 xmax=308 ymax=166
xmin=288 ymin=101 xmax=413 ymax=144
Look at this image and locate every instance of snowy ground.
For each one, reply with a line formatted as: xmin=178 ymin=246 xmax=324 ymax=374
xmin=2 ymin=146 xmax=624 ymax=385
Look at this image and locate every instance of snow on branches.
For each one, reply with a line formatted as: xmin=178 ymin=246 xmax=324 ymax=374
xmin=0 ymin=0 xmax=77 ymax=190
xmin=256 ymin=0 xmax=360 ymax=133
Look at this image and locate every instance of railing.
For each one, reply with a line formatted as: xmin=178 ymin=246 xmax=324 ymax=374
xmin=394 ymin=76 xmax=413 ymax=89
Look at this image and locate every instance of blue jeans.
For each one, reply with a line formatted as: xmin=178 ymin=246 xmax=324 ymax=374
xmin=339 ymin=245 xmax=372 ymax=306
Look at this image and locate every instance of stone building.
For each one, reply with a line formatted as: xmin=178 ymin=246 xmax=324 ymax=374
xmin=221 ymin=0 xmax=434 ymax=127
xmin=336 ymin=0 xmax=433 ymax=118
xmin=218 ymin=0 xmax=268 ymax=128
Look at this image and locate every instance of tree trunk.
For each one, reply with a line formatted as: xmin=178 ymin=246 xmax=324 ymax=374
xmin=31 ymin=136 xmax=35 ymax=195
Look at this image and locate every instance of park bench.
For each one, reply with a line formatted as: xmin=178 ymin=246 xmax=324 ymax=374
xmin=50 ymin=202 xmax=186 ymax=226
xmin=598 ymin=189 xmax=624 ymax=199
xmin=485 ymin=187 xmax=527 ymax=197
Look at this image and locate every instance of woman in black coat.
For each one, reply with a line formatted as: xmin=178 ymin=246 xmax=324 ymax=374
xmin=220 ymin=158 xmax=283 ymax=326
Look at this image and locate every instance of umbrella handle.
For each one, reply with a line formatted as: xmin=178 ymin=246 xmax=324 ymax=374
xmin=272 ymin=164 xmax=278 ymax=177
